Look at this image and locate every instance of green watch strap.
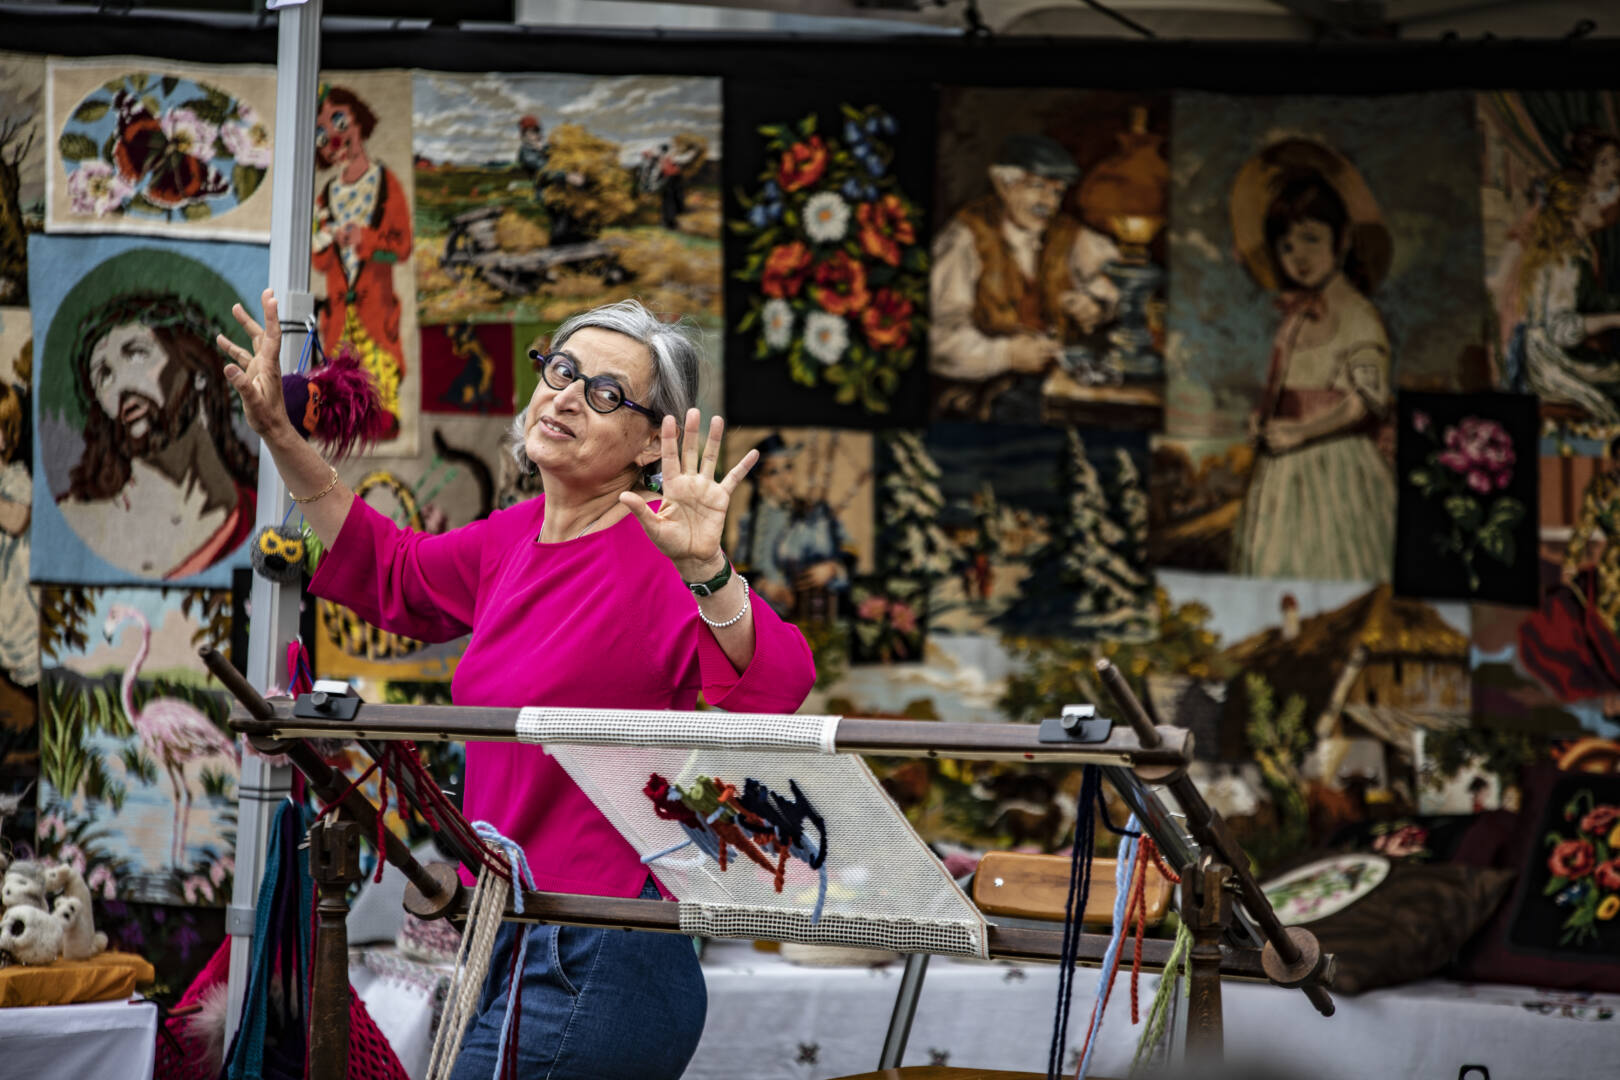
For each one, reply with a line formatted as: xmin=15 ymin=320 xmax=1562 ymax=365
xmin=685 ymin=558 xmax=732 ymax=597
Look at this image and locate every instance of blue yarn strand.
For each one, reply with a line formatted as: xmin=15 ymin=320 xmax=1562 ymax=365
xmin=1076 ymin=814 xmax=1140 ymax=1080
xmin=472 ymin=821 xmax=536 ymax=1080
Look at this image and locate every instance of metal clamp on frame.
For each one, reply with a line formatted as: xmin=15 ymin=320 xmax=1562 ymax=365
xmin=294 ymin=679 xmax=362 ymax=722
xmin=1037 ymin=703 xmax=1112 ymax=744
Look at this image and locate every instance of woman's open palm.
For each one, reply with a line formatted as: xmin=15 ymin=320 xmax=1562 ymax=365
xmin=621 ymin=409 xmax=757 ymax=574
xmin=216 ymin=287 xmax=290 ymax=441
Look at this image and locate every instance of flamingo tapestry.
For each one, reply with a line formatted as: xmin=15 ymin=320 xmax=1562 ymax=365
xmin=35 ymin=584 xmax=237 ymax=907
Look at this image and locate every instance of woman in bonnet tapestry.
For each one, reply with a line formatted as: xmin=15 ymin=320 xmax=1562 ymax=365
xmin=311 ymin=83 xmax=410 ymax=440
xmin=1228 ymin=139 xmax=1396 ymax=581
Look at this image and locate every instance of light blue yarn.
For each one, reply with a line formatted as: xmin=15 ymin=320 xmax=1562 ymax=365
xmin=472 ymin=820 xmax=537 ymax=1080
xmin=1077 ymin=815 xmax=1139 ymax=1080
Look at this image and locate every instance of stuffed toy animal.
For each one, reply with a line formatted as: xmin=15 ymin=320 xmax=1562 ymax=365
xmin=2 ymin=860 xmax=47 ymax=912
xmin=42 ymin=864 xmax=107 ymax=960
xmin=52 ymin=896 xmax=108 ymax=961
xmin=0 ymin=903 xmax=63 ymax=966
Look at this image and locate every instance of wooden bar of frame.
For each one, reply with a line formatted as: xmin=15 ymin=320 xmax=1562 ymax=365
xmin=226 ymin=698 xmax=1194 ymax=768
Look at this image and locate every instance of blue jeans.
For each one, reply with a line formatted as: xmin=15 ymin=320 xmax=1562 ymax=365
xmin=447 ymin=879 xmax=707 ymax=1080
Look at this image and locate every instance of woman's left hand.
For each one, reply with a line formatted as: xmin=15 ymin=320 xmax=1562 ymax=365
xmin=621 ymin=408 xmax=758 ymax=579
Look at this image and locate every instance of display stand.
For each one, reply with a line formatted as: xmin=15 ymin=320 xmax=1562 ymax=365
xmin=201 ymin=648 xmax=1332 ymax=1079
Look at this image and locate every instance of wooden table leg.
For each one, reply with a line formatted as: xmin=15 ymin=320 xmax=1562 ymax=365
xmin=1183 ymin=856 xmax=1231 ymax=1064
xmin=308 ymin=818 xmax=362 ymax=1080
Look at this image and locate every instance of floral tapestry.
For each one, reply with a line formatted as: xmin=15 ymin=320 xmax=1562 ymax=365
xmin=724 ymin=82 xmax=933 ymax=427
xmin=46 ymin=58 xmax=275 ymax=241
xmin=1395 ymin=391 xmax=1539 ymax=606
xmin=1509 ymin=771 xmax=1620 ymax=957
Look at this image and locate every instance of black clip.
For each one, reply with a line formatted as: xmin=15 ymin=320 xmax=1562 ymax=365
xmin=293 ymin=688 xmax=361 ymax=722
xmin=1037 ymin=705 xmax=1112 ymax=744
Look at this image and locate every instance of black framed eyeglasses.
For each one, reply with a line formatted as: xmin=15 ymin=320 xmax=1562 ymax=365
xmin=528 ymin=350 xmax=659 ymax=422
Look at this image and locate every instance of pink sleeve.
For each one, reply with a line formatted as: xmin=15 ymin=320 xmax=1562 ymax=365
xmin=696 ymin=589 xmax=817 ymax=712
xmin=307 ymin=498 xmax=489 ymax=643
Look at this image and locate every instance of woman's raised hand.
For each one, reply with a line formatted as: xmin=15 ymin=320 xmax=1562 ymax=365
xmin=216 ymin=287 xmax=291 ymax=442
xmin=621 ymin=408 xmax=758 ymax=579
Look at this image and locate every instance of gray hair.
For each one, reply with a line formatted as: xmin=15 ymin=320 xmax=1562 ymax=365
xmin=508 ymin=298 xmax=705 ymax=484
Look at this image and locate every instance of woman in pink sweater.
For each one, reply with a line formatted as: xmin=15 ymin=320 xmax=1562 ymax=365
xmin=219 ymin=291 xmax=815 ymax=1079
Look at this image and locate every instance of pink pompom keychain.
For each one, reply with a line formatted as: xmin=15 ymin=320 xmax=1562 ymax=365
xmin=280 ymin=342 xmax=389 ymax=462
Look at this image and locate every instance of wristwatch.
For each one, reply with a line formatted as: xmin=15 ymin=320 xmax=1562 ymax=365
xmin=685 ymin=558 xmax=732 ymax=597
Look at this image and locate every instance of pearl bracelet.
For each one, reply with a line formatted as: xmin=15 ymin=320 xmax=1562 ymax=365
xmin=697 ymin=574 xmax=750 ymax=630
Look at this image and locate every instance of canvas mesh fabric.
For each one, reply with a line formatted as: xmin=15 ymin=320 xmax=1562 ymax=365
xmin=543 ymin=740 xmax=988 ymax=959
xmin=515 ymin=706 xmax=840 ymax=754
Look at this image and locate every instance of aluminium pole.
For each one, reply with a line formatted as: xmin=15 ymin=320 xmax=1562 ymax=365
xmin=222 ymin=0 xmax=323 ymax=1045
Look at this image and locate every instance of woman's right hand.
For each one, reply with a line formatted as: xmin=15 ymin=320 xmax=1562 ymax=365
xmin=217 ymin=287 xmax=292 ymax=444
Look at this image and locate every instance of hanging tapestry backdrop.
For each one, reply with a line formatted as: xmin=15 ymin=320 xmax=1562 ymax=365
xmin=1479 ymin=91 xmax=1620 ymax=442
xmin=1471 ymin=446 xmax=1620 ymax=740
xmin=313 ymin=69 xmax=419 ymax=457
xmin=28 ymin=232 xmax=264 ymax=588
xmin=420 ymin=321 xmax=515 ymax=416
xmin=723 ymin=79 xmax=934 ymax=428
xmin=316 ymin=412 xmax=515 ymax=682
xmin=721 ymin=426 xmax=874 ymax=630
xmin=0 ymin=52 xmax=45 ymax=306
xmin=36 ymin=583 xmax=237 ymax=907
xmin=45 ymin=57 xmax=276 ymax=242
xmin=1393 ymin=391 xmax=1540 ymax=607
xmin=932 ymin=88 xmax=1167 ymax=431
xmin=0 ymin=306 xmax=36 ymax=850
xmin=1154 ymin=91 xmax=1489 ymax=583
xmin=412 ymin=71 xmax=723 ymax=341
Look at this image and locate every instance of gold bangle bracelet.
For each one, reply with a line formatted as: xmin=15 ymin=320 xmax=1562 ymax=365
xmin=291 ymin=466 xmax=340 ymax=504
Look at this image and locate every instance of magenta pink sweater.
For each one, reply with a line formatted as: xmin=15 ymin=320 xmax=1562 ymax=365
xmin=309 ymin=495 xmax=817 ymax=898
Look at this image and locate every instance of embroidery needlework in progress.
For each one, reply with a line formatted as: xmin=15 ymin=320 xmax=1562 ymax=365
xmin=46 ymin=59 xmax=275 ymax=241
xmin=534 ymin=730 xmax=986 ymax=957
xmin=642 ymin=773 xmax=829 ymax=922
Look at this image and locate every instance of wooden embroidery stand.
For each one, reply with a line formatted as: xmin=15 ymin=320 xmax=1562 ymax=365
xmin=201 ymin=648 xmax=1333 ymax=1079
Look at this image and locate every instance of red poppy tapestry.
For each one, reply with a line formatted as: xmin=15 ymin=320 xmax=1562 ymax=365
xmin=1509 ymin=771 xmax=1620 ymax=959
xmin=724 ymin=82 xmax=933 ymax=428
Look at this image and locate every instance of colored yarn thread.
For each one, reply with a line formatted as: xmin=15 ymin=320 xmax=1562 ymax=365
xmin=1129 ymin=837 xmax=1153 ymax=1025
xmin=472 ymin=822 xmax=536 ymax=1080
xmin=1074 ymin=813 xmax=1143 ymax=1080
xmin=1131 ymin=920 xmax=1193 ymax=1074
xmin=1046 ymin=765 xmax=1101 ymax=1080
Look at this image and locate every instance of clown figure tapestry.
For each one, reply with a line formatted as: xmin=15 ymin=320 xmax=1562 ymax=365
xmin=931 ymin=89 xmax=1168 ymax=429
xmin=1479 ymin=92 xmax=1620 ymax=442
xmin=45 ymin=58 xmax=275 ymax=241
xmin=412 ymin=72 xmax=722 ymax=335
xmin=723 ymin=80 xmax=933 ymax=427
xmin=1156 ymin=92 xmax=1488 ymax=582
xmin=28 ymin=233 xmax=264 ymax=587
xmin=36 ymin=585 xmax=237 ymax=906
xmin=0 ymin=53 xmax=45 ymax=305
xmin=312 ymin=71 xmax=419 ymax=456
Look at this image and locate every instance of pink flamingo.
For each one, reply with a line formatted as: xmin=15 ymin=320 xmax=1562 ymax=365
xmin=103 ymin=604 xmax=239 ymax=870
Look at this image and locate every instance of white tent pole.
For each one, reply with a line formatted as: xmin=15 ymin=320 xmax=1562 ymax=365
xmin=223 ymin=0 xmax=323 ymax=1046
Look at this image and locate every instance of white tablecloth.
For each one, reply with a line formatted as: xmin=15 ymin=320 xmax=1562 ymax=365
xmin=0 ymin=997 xmax=157 ymax=1080
xmin=686 ymin=942 xmax=1620 ymax=1080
